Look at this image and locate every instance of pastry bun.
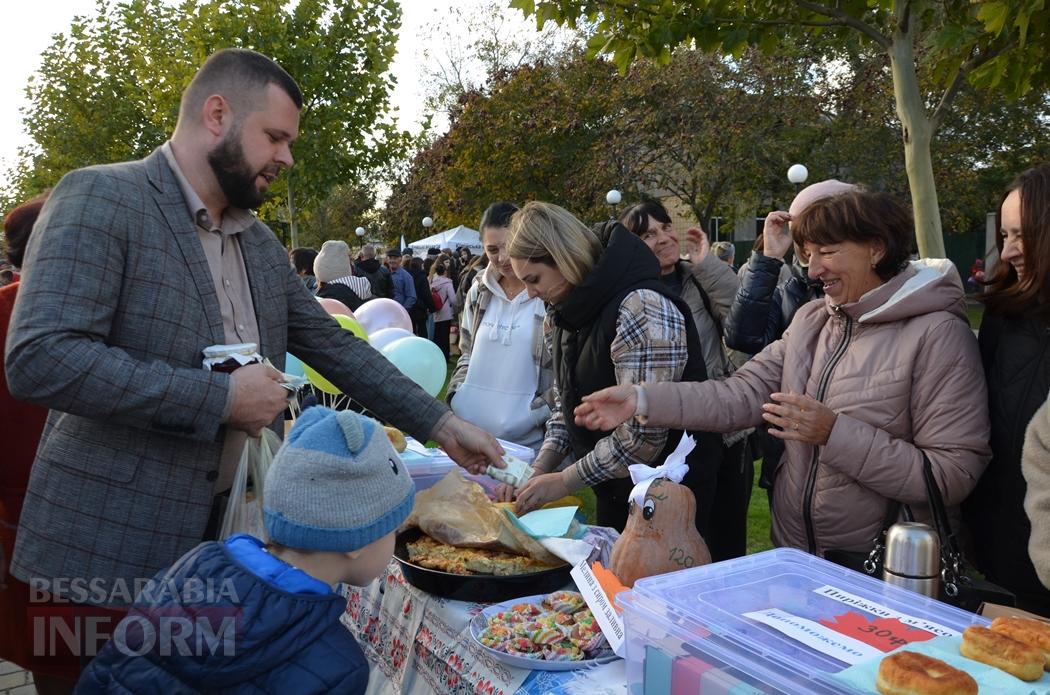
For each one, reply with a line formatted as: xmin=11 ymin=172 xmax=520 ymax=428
xmin=875 ymin=651 xmax=977 ymax=695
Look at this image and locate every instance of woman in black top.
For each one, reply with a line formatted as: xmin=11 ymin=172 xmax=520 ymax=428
xmin=964 ymin=163 xmax=1050 ymax=615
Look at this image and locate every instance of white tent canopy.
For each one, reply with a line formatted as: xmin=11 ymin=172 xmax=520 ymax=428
xmin=408 ymin=225 xmax=482 ymax=255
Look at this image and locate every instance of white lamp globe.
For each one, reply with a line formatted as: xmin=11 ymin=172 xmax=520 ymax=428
xmin=787 ymin=164 xmax=809 ymax=185
xmin=605 ymin=189 xmax=622 ymax=205
xmin=354 ymin=226 xmax=365 ymax=237
xmin=422 ymin=216 xmax=434 ymax=228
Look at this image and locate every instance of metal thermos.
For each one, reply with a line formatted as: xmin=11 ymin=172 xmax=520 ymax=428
xmin=882 ymin=522 xmax=940 ymax=598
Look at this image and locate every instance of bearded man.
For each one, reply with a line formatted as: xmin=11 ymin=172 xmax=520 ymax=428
xmin=5 ymin=49 xmax=502 ymax=630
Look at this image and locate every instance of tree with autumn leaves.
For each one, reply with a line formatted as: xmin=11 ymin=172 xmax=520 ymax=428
xmin=510 ymin=0 xmax=1050 ymax=257
xmin=387 ymin=35 xmax=1046 ymax=248
xmin=4 ymin=0 xmax=409 ymax=246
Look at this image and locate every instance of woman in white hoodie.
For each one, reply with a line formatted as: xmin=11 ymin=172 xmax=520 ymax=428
xmin=446 ymin=203 xmax=553 ymax=452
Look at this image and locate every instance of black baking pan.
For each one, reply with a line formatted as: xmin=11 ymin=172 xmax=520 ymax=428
xmin=393 ymin=527 xmax=572 ymax=603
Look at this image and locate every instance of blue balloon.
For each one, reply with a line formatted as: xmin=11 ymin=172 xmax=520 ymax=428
xmin=285 ymin=353 xmax=306 ymax=378
xmin=380 ymin=336 xmax=447 ymax=397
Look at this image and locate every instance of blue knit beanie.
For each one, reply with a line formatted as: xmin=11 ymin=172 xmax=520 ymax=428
xmin=263 ymin=407 xmax=414 ymax=552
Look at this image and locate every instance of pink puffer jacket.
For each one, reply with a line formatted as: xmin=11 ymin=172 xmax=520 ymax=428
xmin=645 ymin=260 xmax=991 ymax=555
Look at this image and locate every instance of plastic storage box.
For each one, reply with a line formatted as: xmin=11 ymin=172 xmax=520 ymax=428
xmin=618 ymin=548 xmax=988 ymax=694
xmin=401 ymin=437 xmax=535 ymax=493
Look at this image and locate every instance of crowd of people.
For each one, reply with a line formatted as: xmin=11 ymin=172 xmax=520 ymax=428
xmin=0 ymin=46 xmax=1048 ymax=694
xmin=288 ymin=238 xmax=481 ymax=363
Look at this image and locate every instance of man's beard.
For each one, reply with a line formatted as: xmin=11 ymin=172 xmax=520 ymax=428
xmin=207 ymin=128 xmax=272 ymax=210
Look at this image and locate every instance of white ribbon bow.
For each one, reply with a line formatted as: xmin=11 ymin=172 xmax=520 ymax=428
xmin=627 ymin=434 xmax=696 ymax=508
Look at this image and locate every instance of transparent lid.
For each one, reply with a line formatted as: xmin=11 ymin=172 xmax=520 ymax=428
xmin=621 ymin=548 xmax=987 ymax=689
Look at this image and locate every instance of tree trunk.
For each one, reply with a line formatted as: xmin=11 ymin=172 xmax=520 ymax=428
xmin=287 ymin=173 xmax=299 ymax=250
xmin=887 ymin=14 xmax=946 ymax=258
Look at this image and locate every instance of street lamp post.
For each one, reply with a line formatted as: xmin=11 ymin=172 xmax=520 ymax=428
xmin=787 ymin=164 xmax=809 ymax=194
xmin=418 ymin=216 xmax=434 ymax=254
xmin=605 ymin=189 xmax=622 ymax=218
xmin=355 ymin=226 xmax=365 ymax=238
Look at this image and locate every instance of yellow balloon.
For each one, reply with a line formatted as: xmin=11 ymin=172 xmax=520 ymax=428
xmin=304 ymin=363 xmax=341 ymax=394
xmin=303 ymin=314 xmax=370 ymax=394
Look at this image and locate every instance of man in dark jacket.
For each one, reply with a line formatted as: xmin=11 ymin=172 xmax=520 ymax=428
xmin=407 ymin=257 xmax=435 ymax=338
xmin=354 ymin=244 xmax=392 ymax=299
xmin=77 ymin=408 xmax=413 ymax=694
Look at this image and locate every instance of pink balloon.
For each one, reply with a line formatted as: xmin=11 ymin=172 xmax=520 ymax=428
xmin=317 ymin=297 xmax=354 ymax=319
xmin=368 ymin=327 xmax=414 ymax=352
xmin=355 ymin=298 xmax=412 ymax=334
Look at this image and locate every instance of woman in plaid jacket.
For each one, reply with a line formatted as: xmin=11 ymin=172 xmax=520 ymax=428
xmin=505 ymin=202 xmax=723 ymax=532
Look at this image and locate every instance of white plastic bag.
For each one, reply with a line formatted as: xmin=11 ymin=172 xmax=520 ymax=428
xmin=219 ymin=429 xmax=282 ymax=540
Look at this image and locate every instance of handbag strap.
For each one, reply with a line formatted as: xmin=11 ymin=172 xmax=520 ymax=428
xmin=918 ymin=452 xmax=965 ymax=596
xmin=862 ymin=500 xmax=905 ymax=574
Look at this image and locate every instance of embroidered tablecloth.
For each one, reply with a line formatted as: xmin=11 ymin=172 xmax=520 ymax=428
xmin=341 ymin=527 xmax=625 ymax=695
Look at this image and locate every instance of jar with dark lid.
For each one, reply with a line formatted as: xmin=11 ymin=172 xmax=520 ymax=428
xmin=203 ymin=343 xmax=260 ymax=374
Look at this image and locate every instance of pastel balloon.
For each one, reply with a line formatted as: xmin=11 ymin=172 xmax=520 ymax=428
xmin=285 ymin=353 xmax=305 ymax=378
xmin=332 ymin=314 xmax=368 ymax=341
xmin=368 ymin=327 xmax=413 ymax=352
xmin=302 ymin=313 xmax=368 ymax=395
xmin=380 ymin=336 xmax=447 ymax=397
xmin=317 ymin=297 xmax=354 ymax=318
xmin=304 ymin=363 xmax=340 ymax=394
xmin=355 ymin=298 xmax=412 ymax=334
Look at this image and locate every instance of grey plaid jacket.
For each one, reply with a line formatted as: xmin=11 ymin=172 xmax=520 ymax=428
xmin=4 ymin=148 xmax=448 ymax=603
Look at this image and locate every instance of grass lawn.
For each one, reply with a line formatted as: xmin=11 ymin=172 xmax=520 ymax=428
xmin=966 ymin=300 xmax=984 ymax=330
xmin=747 ymin=463 xmax=774 ymax=554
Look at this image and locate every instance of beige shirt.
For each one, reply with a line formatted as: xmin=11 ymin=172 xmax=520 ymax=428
xmin=162 ymin=142 xmax=261 ymax=492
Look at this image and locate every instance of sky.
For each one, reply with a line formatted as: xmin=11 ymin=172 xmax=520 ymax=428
xmin=0 ymin=0 xmax=500 ymax=190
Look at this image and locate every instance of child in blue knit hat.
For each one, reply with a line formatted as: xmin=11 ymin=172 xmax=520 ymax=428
xmin=76 ymin=408 xmax=414 ymax=695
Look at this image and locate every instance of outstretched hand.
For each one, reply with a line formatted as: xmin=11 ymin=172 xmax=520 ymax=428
xmin=432 ymin=414 xmax=504 ymax=475
xmin=573 ymin=385 xmax=637 ymax=431
xmin=761 ymin=392 xmax=837 ymax=445
xmin=514 ymin=472 xmax=569 ymax=515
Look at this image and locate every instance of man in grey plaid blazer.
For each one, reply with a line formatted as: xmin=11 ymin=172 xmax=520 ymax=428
xmin=4 ymin=49 xmax=502 ymax=608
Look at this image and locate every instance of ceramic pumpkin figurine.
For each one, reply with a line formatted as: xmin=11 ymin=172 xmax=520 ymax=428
xmin=608 ymin=477 xmax=711 ymax=587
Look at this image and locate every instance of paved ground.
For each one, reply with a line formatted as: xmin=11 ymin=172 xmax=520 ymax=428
xmin=0 ymin=661 xmax=35 ymax=695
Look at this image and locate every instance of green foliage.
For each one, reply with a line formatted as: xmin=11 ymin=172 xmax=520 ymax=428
xmin=384 ymin=50 xmax=624 ymax=232
xmin=512 ymin=0 xmax=1048 ymax=99
xmin=609 ymin=46 xmax=828 ymax=229
xmin=508 ymin=0 xmax=1050 ymax=257
xmin=6 ymin=0 xmax=408 ymax=232
xmin=385 ymin=39 xmax=1048 ymax=242
xmin=296 ymin=182 xmax=376 ymax=249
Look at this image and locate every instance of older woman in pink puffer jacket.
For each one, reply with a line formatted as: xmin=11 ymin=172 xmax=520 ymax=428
xmin=574 ymin=189 xmax=990 ymax=557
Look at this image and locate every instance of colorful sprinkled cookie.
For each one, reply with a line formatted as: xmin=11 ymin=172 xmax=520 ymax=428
xmin=545 ymin=590 xmax=585 ymax=614
xmin=531 ymin=626 xmax=564 ymax=645
xmin=511 ymin=602 xmax=542 ymax=616
xmin=542 ymin=643 xmax=584 ymax=661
